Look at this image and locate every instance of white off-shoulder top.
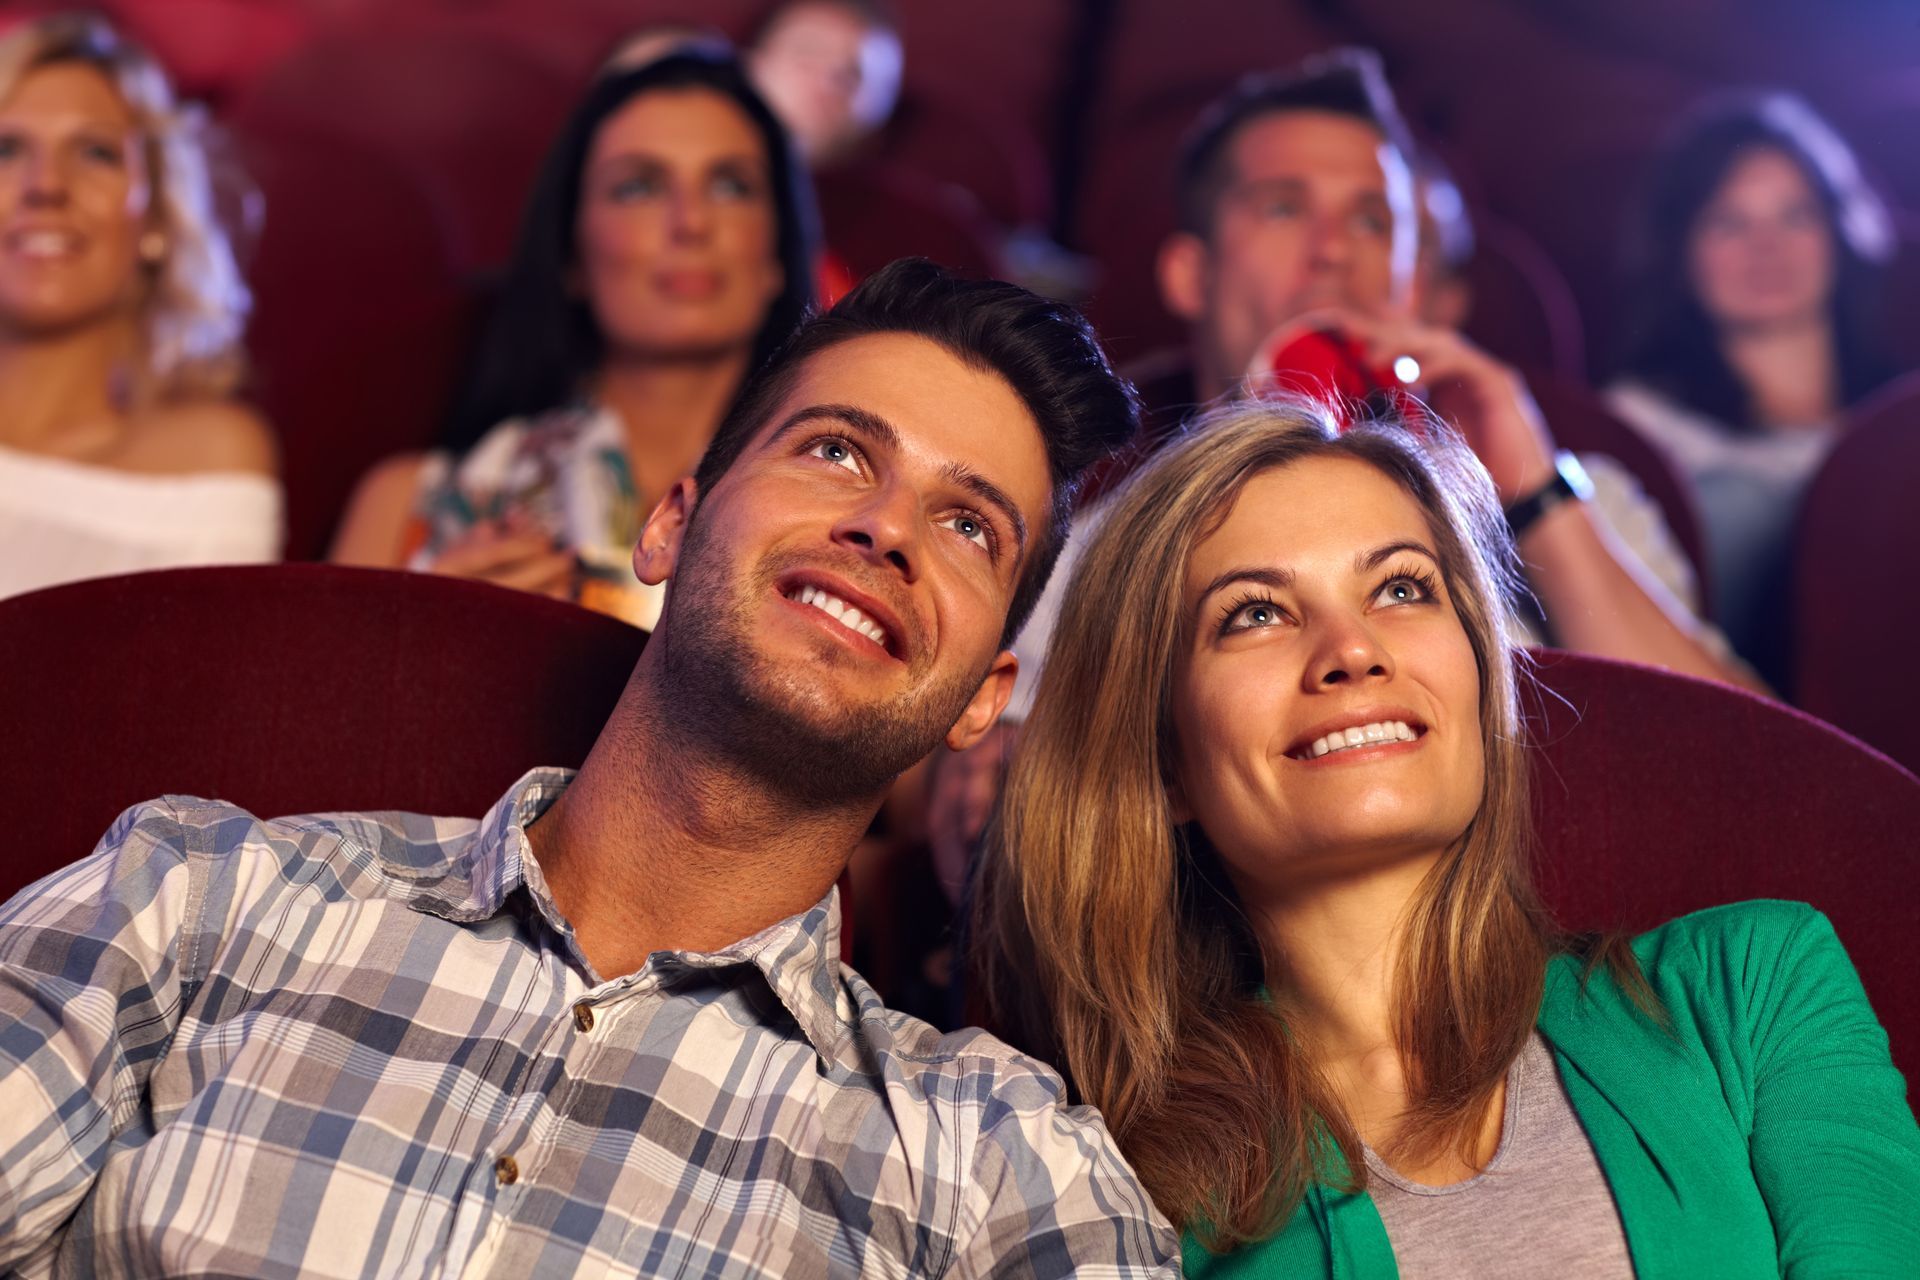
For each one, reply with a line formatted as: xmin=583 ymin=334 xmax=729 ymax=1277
xmin=0 ymin=442 xmax=283 ymax=600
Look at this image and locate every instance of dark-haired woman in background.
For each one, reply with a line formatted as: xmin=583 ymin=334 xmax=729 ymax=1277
xmin=1607 ymin=93 xmax=1899 ymax=689
xmin=332 ymin=47 xmax=817 ymax=627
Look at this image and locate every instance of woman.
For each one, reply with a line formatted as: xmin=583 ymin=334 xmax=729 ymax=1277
xmin=1609 ymin=93 xmax=1898 ymax=690
xmin=331 ymin=46 xmax=817 ymax=627
xmin=0 ymin=13 xmax=278 ymax=600
xmin=971 ymin=399 xmax=1920 ymax=1276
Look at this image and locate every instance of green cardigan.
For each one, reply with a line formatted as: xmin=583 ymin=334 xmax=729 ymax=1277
xmin=1184 ymin=900 xmax=1920 ymax=1278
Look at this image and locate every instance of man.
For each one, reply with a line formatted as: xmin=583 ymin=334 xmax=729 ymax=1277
xmin=0 ymin=261 xmax=1177 ymax=1277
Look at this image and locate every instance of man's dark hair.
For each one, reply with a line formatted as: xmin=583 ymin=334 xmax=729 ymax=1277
xmin=692 ymin=258 xmax=1139 ymax=645
xmin=1175 ymin=47 xmax=1415 ymax=237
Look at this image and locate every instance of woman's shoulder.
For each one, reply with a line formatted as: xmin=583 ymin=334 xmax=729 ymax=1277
xmin=1629 ymin=898 xmax=1832 ymax=965
xmin=129 ymin=397 xmax=279 ymax=479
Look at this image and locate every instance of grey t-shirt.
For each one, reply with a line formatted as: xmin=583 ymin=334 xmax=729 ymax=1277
xmin=1363 ymin=1032 xmax=1634 ymax=1278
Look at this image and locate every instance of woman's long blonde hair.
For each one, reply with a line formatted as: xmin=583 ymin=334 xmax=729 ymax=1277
xmin=0 ymin=13 xmax=251 ymax=400
xmin=971 ymin=398 xmax=1555 ymax=1251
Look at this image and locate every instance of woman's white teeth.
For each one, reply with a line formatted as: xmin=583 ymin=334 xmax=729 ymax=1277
xmin=1304 ymin=720 xmax=1417 ymax=759
xmin=790 ymin=584 xmax=888 ymax=647
xmin=12 ymin=230 xmax=78 ymax=258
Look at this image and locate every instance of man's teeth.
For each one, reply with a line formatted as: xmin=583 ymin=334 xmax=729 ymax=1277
xmin=1299 ymin=720 xmax=1418 ymax=760
xmin=789 ymin=584 xmax=889 ymax=648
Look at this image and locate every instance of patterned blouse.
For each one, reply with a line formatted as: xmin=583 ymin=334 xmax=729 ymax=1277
xmin=406 ymin=405 xmax=663 ymax=629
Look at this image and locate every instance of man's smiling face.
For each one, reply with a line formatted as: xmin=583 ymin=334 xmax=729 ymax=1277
xmin=639 ymin=331 xmax=1054 ymax=800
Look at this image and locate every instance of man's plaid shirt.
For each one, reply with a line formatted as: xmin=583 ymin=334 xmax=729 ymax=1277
xmin=0 ymin=769 xmax=1177 ymax=1278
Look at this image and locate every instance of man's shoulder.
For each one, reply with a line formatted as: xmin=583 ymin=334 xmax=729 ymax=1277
xmin=839 ymin=974 xmax=1077 ymax=1114
xmin=89 ymin=794 xmax=484 ymax=903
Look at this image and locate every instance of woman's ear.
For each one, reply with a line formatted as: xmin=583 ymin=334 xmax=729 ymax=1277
xmin=1166 ymin=772 xmax=1193 ymax=827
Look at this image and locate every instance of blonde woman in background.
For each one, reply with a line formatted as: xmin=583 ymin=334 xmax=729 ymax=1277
xmin=972 ymin=399 xmax=1919 ymax=1277
xmin=0 ymin=13 xmax=278 ymax=599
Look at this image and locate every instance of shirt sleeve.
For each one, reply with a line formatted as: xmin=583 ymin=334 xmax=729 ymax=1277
xmin=0 ymin=799 xmax=204 ymax=1269
xmin=1744 ymin=905 xmax=1920 ymax=1277
xmin=948 ymin=1065 xmax=1179 ymax=1279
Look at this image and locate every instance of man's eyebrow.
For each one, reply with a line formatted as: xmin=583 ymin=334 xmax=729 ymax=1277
xmin=1194 ymin=565 xmax=1293 ymax=616
xmin=941 ymin=462 xmax=1028 ymax=560
xmin=1357 ymin=540 xmax=1442 ymax=573
xmin=763 ymin=403 xmax=901 ymax=452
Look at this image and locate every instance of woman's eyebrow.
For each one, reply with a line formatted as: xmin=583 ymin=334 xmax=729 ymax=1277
xmin=1194 ymin=565 xmax=1293 ymax=612
xmin=1356 ymin=540 xmax=1441 ymax=573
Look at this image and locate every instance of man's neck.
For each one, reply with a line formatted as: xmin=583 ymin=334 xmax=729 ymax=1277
xmin=1719 ymin=313 xmax=1838 ymax=428
xmin=526 ymin=649 xmax=878 ymax=981
xmin=1191 ymin=339 xmax=1237 ymax=409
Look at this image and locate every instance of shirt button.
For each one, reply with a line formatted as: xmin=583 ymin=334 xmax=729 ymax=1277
xmin=572 ymin=1002 xmax=595 ymax=1032
xmin=494 ymin=1155 xmax=519 ymax=1186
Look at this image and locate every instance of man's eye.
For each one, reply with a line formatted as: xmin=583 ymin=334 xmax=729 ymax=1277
xmin=940 ymin=512 xmax=991 ymax=552
xmin=808 ymin=437 xmax=861 ymax=471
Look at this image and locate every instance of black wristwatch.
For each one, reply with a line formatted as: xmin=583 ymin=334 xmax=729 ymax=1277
xmin=1504 ymin=451 xmax=1594 ymax=540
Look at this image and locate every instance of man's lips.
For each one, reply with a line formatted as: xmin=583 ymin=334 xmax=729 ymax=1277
xmin=773 ymin=569 xmax=910 ymax=662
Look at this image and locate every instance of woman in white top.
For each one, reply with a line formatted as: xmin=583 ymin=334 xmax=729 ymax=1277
xmin=330 ymin=46 xmax=818 ymax=629
xmin=1607 ymin=93 xmax=1899 ymax=690
xmin=0 ymin=13 xmax=279 ymax=601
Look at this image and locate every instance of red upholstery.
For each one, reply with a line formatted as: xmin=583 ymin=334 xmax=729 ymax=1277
xmin=231 ymin=27 xmax=577 ymax=273
xmin=1460 ymin=216 xmax=1586 ymax=382
xmin=1794 ymin=373 xmax=1920 ymax=775
xmin=235 ymin=125 xmax=479 ymax=559
xmin=0 ymin=566 xmax=643 ymax=898
xmin=1524 ymin=374 xmax=1713 ymax=615
xmin=815 ymin=163 xmax=1001 ymax=281
xmin=879 ymin=92 xmax=1053 ymax=230
xmin=1526 ymin=648 xmax=1920 ymax=1080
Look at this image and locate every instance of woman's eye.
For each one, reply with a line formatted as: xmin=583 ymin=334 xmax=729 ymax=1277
xmin=1375 ymin=575 xmax=1432 ymax=606
xmin=0 ymin=134 xmax=22 ymax=161
xmin=808 ymin=437 xmax=861 ymax=472
xmin=1226 ymin=601 xmax=1286 ymax=630
xmin=610 ymin=172 xmax=666 ymax=201
xmin=940 ymin=512 xmax=992 ymax=552
xmin=710 ymin=170 xmax=758 ymax=201
xmin=80 ymin=139 xmax=123 ymax=166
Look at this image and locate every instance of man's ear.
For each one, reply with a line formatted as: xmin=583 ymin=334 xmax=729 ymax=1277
xmin=945 ymin=649 xmax=1019 ymax=752
xmin=1157 ymin=230 xmax=1209 ymax=324
xmin=633 ymin=476 xmax=700 ymax=586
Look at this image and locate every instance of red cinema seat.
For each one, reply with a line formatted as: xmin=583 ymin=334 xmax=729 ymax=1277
xmin=1526 ymin=648 xmax=1920 ymax=1082
xmin=0 ymin=566 xmax=644 ymax=898
xmin=815 ymin=163 xmax=1001 ymax=281
xmin=1794 ymin=373 xmax=1920 ymax=775
xmin=236 ymin=126 xmax=479 ymax=559
xmin=231 ymin=27 xmax=576 ymax=273
xmin=1461 ymin=216 xmax=1587 ymax=383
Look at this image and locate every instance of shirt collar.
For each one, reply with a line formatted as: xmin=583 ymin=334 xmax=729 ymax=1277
xmin=404 ymin=767 xmax=851 ymax=1064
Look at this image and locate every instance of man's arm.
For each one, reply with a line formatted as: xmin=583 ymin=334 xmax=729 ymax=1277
xmin=948 ymin=1064 xmax=1179 ymax=1278
xmin=0 ymin=801 xmax=200 ymax=1269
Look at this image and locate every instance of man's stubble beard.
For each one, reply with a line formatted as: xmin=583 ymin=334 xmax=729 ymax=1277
xmin=654 ymin=507 xmax=994 ymax=807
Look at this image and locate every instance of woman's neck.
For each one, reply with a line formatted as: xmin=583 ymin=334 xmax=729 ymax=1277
xmin=591 ymin=348 xmax=753 ymax=506
xmin=1719 ymin=312 xmax=1838 ymax=429
xmin=0 ymin=321 xmax=135 ymax=454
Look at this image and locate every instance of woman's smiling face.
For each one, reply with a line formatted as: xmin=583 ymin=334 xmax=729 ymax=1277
xmin=1168 ymin=454 xmax=1485 ymax=900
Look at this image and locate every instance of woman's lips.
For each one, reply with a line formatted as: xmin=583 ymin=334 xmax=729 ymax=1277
xmin=655 ymin=269 xmax=723 ymax=301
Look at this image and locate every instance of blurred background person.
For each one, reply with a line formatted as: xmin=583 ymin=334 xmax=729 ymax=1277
xmin=1608 ymin=93 xmax=1900 ymax=691
xmin=746 ymin=0 xmax=903 ymax=169
xmin=0 ymin=12 xmax=277 ymax=601
xmin=330 ymin=47 xmax=817 ymax=627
